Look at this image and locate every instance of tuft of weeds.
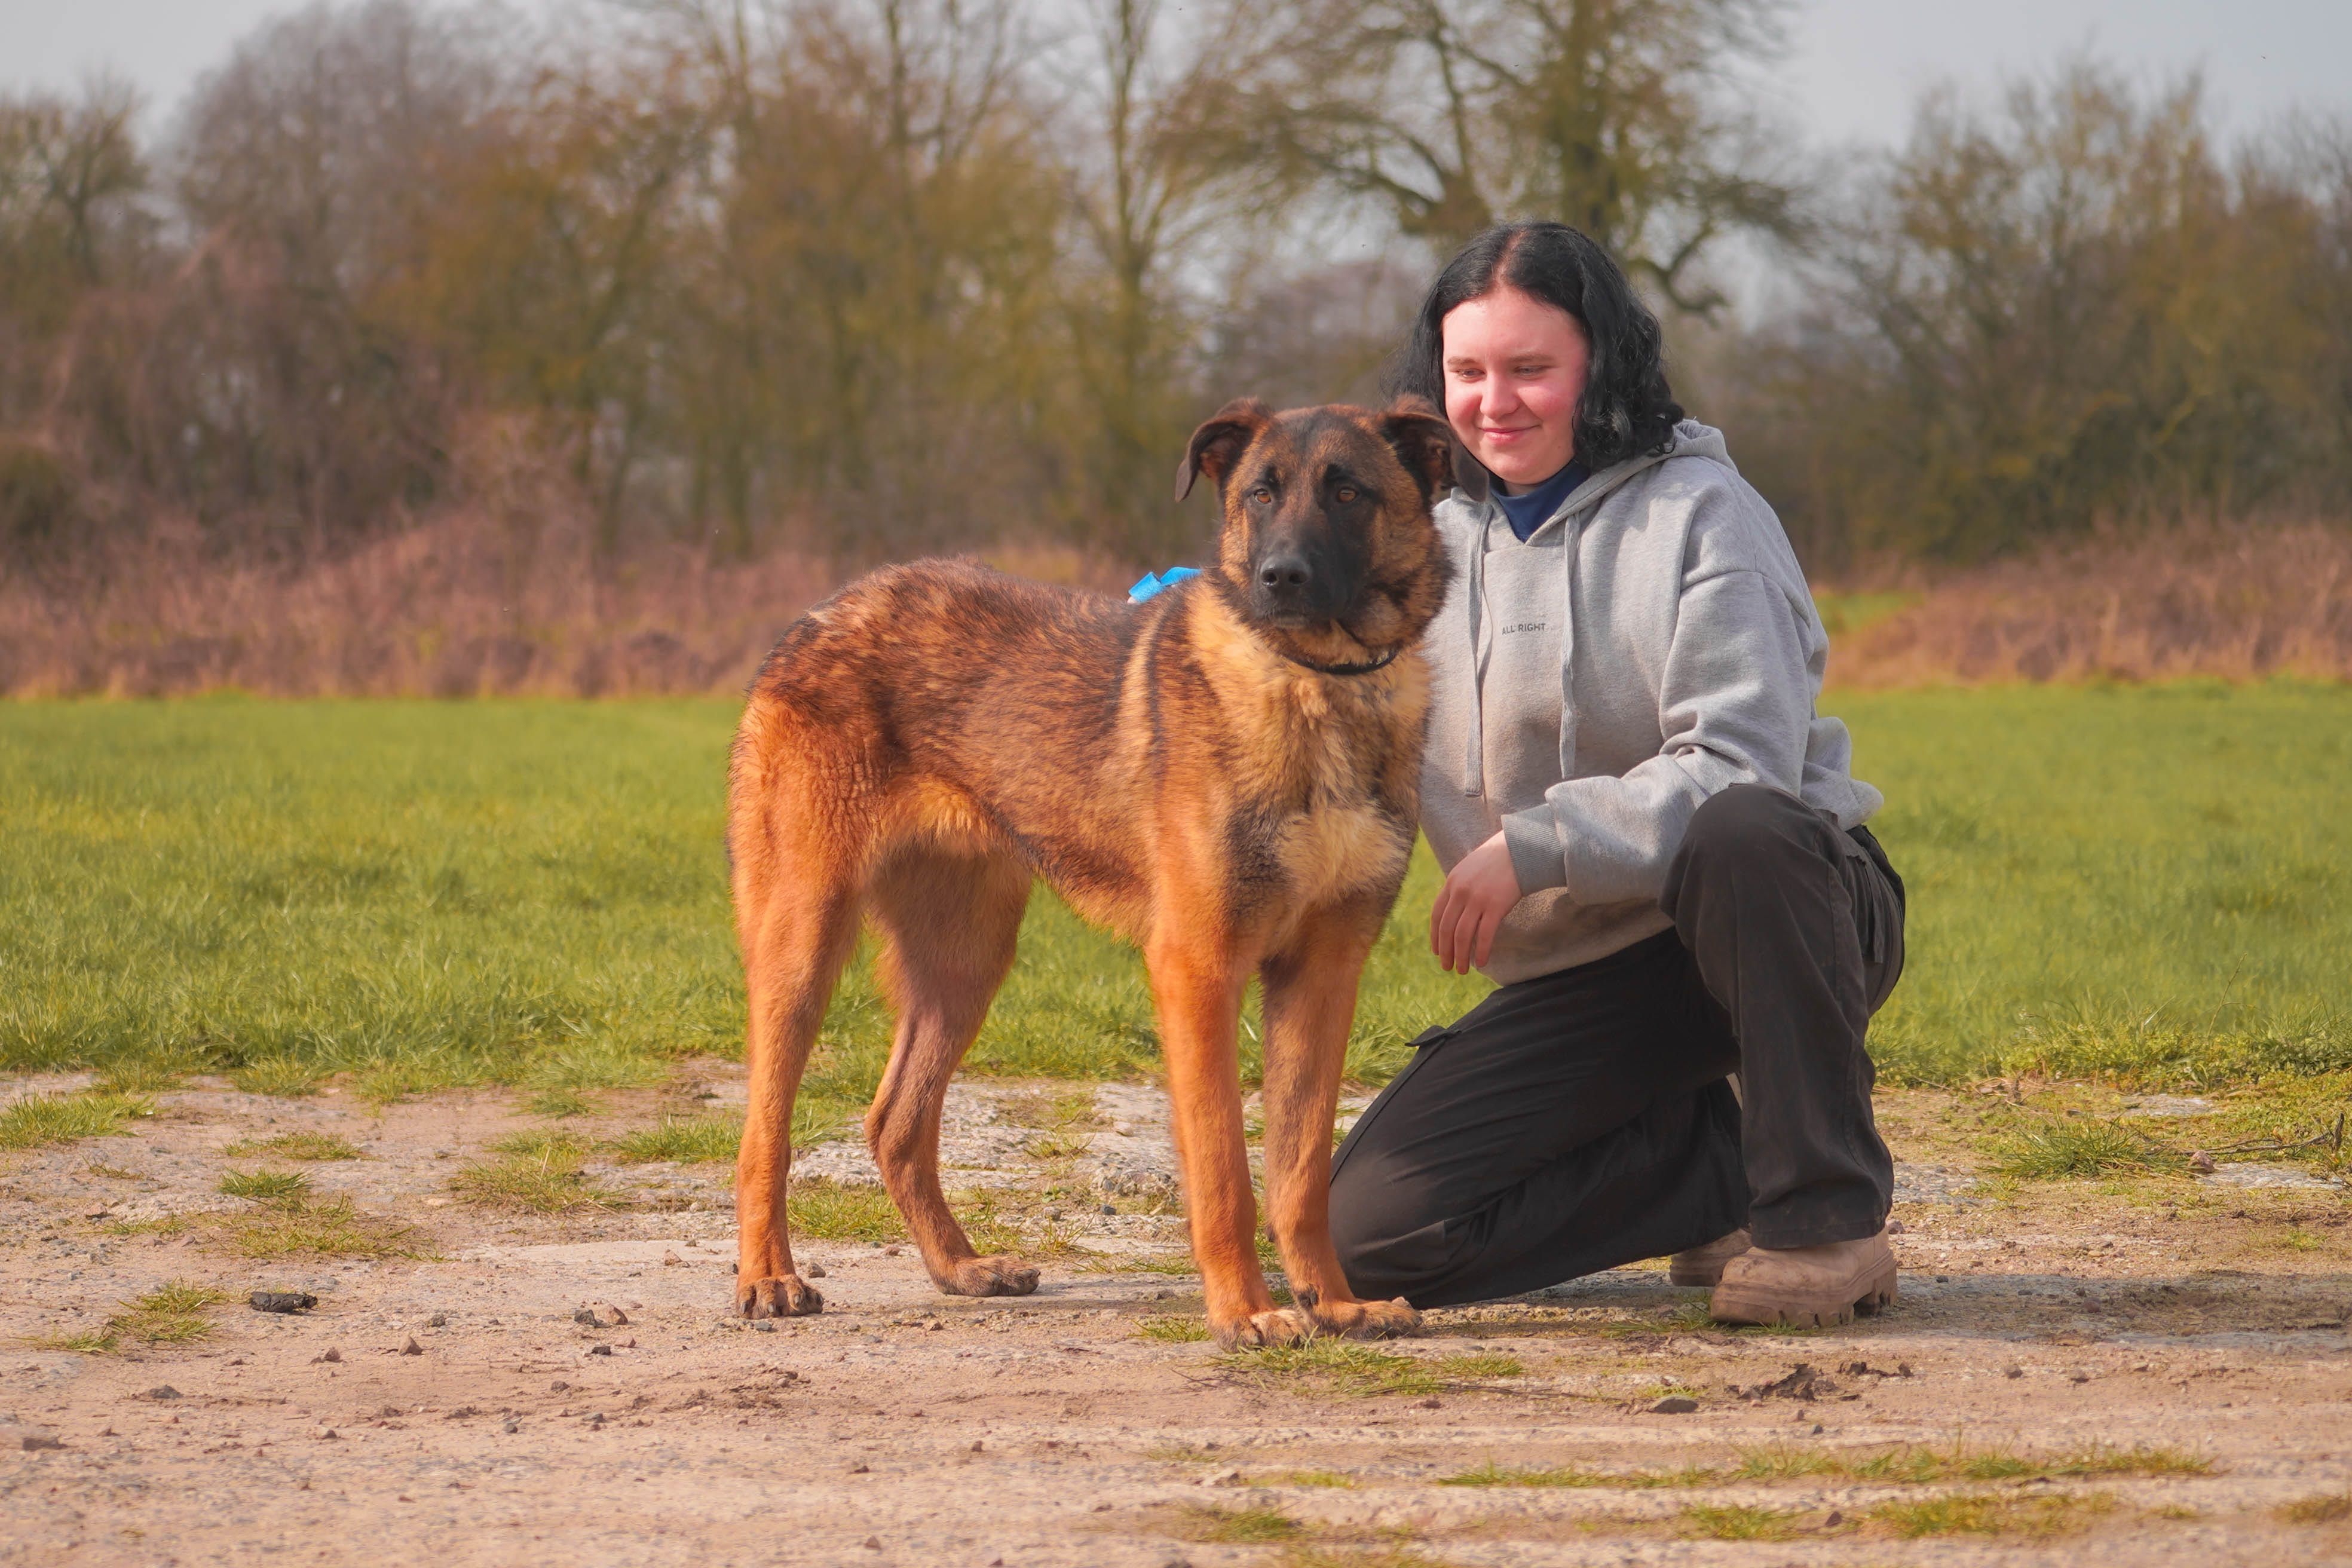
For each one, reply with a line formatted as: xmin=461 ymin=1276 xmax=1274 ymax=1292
xmin=0 ymin=1092 xmax=151 ymax=1150
xmin=1183 ymin=1505 xmax=1303 ymax=1544
xmin=96 ymin=1058 xmax=194 ymax=1095
xmin=219 ymin=1168 xmax=310 ymax=1203
xmin=1027 ymin=1128 xmax=1094 ymax=1161
xmin=1737 ymin=1442 xmax=2206 ymax=1486
xmin=608 ymin=1116 xmax=740 ymax=1164
xmin=230 ymin=1058 xmax=327 ymax=1098
xmin=1223 ymin=1340 xmax=1439 ymax=1398
xmin=216 ymin=1195 xmax=428 ymax=1260
xmin=1991 ymin=1117 xmax=2186 ymax=1179
xmin=528 ymin=1088 xmax=599 ymax=1119
xmin=1135 ymin=1315 xmax=1211 ymax=1343
xmin=1442 ymin=1462 xmax=1714 ymax=1490
xmin=1435 ymin=1352 xmax=1523 ymax=1379
xmin=451 ymin=1132 xmax=617 ymax=1213
xmin=1279 ymin=1546 xmax=1447 ymax=1568
xmin=2278 ymin=1492 xmax=2352 ymax=1524
xmin=1869 ymin=1490 xmax=2115 ymax=1538
xmin=1680 ymin=1503 xmax=1810 ymax=1541
xmin=1278 ymin=1471 xmax=1356 ymax=1489
xmin=223 ymin=1131 xmax=360 ymax=1162
xmin=787 ymin=1177 xmax=902 ymax=1242
xmin=36 ymin=1282 xmax=234 ymax=1351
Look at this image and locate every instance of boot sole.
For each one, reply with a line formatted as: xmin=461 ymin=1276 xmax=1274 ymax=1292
xmin=1708 ymin=1258 xmax=1898 ymax=1328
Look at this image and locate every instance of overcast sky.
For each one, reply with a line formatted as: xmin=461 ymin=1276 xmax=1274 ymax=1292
xmin=5 ymin=0 xmax=2348 ymax=147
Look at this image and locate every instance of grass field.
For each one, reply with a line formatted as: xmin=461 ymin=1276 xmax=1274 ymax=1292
xmin=3 ymin=684 xmax=2347 ymax=1111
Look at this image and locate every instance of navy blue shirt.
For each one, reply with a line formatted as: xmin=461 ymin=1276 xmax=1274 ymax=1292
xmin=1493 ymin=460 xmax=1590 ymax=542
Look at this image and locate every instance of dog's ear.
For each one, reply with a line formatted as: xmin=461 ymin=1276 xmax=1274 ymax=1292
xmin=1175 ymin=398 xmax=1274 ymax=503
xmin=1379 ymin=399 xmax=1488 ymax=504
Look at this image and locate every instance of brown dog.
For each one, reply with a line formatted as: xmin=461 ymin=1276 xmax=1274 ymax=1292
xmin=725 ymin=397 xmax=1483 ymax=1346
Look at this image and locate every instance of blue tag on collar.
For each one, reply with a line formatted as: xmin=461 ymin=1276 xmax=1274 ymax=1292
xmin=1128 ymin=566 xmax=1202 ymax=603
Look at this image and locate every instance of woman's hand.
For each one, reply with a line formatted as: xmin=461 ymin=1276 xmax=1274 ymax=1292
xmin=1430 ymin=830 xmax=1521 ymax=975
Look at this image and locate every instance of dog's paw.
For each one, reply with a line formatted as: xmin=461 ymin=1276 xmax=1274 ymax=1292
xmin=1215 ymin=1306 xmax=1316 ymax=1349
xmin=938 ymin=1254 xmax=1039 ymax=1298
xmin=737 ymin=1274 xmax=823 ymax=1318
xmin=1309 ymin=1295 xmax=1423 ymax=1340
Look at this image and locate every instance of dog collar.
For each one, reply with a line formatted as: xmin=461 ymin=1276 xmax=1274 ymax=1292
xmin=1273 ymin=644 xmax=1401 ymax=678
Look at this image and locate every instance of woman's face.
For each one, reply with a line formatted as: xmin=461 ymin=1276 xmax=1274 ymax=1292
xmin=1440 ymin=286 xmax=1590 ymax=489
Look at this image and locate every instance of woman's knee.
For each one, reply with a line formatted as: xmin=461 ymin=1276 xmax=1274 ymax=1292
xmin=1667 ymin=785 xmax=1833 ymax=903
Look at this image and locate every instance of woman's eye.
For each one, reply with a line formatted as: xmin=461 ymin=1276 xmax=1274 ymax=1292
xmin=1334 ymin=485 xmax=1358 ymax=503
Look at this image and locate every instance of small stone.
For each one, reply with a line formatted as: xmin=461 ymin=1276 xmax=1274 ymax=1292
xmin=589 ymin=1344 xmax=614 ymax=1356
xmin=400 ymin=1336 xmax=424 ymax=1355
xmin=425 ymin=1312 xmax=447 ymax=1328
xmin=2069 ymin=1370 xmax=2090 ymax=1383
xmin=926 ymin=1320 xmax=944 ymax=1332
xmin=806 ymin=1263 xmax=827 ymax=1278
xmin=1650 ymin=1396 xmax=1699 ymax=1414
xmin=970 ymin=1440 xmax=984 ymax=1453
xmin=752 ymin=1322 xmax=776 ymax=1333
xmin=314 ymin=1426 xmax=339 ymax=1440
xmin=3 ymin=1427 xmax=63 ymax=1451
xmin=313 ymin=1348 xmax=342 ymax=1364
xmin=146 ymin=1386 xmax=182 ymax=1401
xmin=250 ymin=1291 xmax=318 ymax=1315
xmin=1100 ymin=1203 xmax=1116 ymax=1216
xmin=881 ymin=1245 xmax=901 ymax=1257
xmin=848 ymin=1462 xmax=870 ymax=1474
xmin=2005 ymin=1365 xmax=2024 ymax=1379
xmin=575 ymin=1304 xmax=629 ymax=1327
xmin=1414 ymin=1397 xmax=1442 ymax=1410
xmin=1885 ymin=1219 xmax=1906 ymax=1234
xmin=1897 ymin=1361 xmax=1914 ymax=1377
xmin=503 ymin=1420 xmax=520 ymax=1434
xmin=862 ymin=1539 xmax=881 ymax=1551
xmin=2189 ymin=1151 xmax=2216 ymax=1172
xmin=663 ymin=1251 xmax=682 ymax=1267
xmin=1824 ymin=1510 xmax=1844 ymax=1527
xmin=550 ymin=1380 xmax=570 ymax=1392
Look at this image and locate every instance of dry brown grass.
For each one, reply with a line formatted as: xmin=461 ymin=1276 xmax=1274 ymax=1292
xmin=1830 ymin=520 xmax=2352 ymax=687
xmin=12 ymin=510 xmax=2345 ymax=697
xmin=0 ymin=490 xmax=1141 ymax=699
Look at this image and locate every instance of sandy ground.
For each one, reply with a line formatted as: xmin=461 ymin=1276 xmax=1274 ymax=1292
xmin=5 ymin=1071 xmax=2351 ymax=1567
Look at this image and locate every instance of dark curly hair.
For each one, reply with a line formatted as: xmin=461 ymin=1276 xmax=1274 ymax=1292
xmin=1389 ymin=220 xmax=1685 ymax=471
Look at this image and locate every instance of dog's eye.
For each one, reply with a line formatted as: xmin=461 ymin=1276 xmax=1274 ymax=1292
xmin=1334 ymin=485 xmax=1358 ymax=503
xmin=1250 ymin=487 xmax=1273 ymax=506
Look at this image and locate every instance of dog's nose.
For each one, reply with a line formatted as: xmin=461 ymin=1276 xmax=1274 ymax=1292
xmin=1258 ymin=555 xmax=1311 ymax=598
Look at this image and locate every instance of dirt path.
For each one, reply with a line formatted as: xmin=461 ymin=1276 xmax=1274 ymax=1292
xmin=4 ymin=1073 xmax=2350 ymax=1566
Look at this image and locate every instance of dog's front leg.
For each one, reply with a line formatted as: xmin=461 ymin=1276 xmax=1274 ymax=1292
xmin=1147 ymin=941 xmax=1305 ymax=1349
xmin=1259 ymin=909 xmax=1422 ymax=1341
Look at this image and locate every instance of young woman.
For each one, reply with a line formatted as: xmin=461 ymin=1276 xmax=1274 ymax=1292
xmin=1327 ymin=220 xmax=1907 ymax=1327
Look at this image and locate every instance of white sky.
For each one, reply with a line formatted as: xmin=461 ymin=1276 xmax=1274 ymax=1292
xmin=4 ymin=0 xmax=2347 ymax=146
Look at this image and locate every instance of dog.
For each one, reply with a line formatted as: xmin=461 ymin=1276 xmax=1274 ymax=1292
xmin=725 ymin=397 xmax=1484 ymax=1347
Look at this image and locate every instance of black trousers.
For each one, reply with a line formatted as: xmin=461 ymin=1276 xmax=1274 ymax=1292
xmin=1328 ymin=785 xmax=1906 ymax=1309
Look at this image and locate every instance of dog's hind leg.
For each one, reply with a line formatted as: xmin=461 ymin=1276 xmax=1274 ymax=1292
xmin=1258 ymin=906 xmax=1422 ymax=1340
xmin=865 ymin=844 xmax=1039 ymax=1298
xmin=732 ymin=813 xmax=862 ymax=1319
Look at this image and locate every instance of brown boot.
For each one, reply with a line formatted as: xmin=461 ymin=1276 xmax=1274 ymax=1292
xmin=1708 ymin=1230 xmax=1897 ymax=1327
xmin=1666 ymin=1229 xmax=1752 ymax=1287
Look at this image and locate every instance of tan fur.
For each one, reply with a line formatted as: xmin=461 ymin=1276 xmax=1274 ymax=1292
xmin=725 ymin=400 xmax=1469 ymax=1346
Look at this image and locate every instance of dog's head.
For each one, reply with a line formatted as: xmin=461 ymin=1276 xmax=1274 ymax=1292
xmin=1174 ymin=398 xmax=1481 ymax=663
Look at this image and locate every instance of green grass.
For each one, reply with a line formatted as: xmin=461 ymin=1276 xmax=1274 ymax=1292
xmin=1444 ymin=1443 xmax=2206 ymax=1490
xmin=2279 ymin=1492 xmax=2352 ymax=1524
xmin=786 ymin=1177 xmax=902 ymax=1241
xmin=1679 ymin=1504 xmax=1809 ymax=1541
xmin=219 ymin=1168 xmax=310 ymax=1202
xmin=1991 ymin=1118 xmax=2189 ymax=1179
xmin=215 ymin=1195 xmax=428 ymax=1260
xmin=0 ymin=1091 xmax=150 ymax=1149
xmin=3 ymin=686 xmax=2348 ymax=1093
xmin=222 ymin=1131 xmax=361 ymax=1161
xmin=30 ymin=1281 xmax=231 ymax=1352
xmin=451 ymin=1132 xmax=615 ymax=1212
xmin=608 ymin=1116 xmax=740 ymax=1163
xmin=1135 ymin=1315 xmax=1212 ymax=1343
xmin=1223 ymin=1340 xmax=1443 ymax=1398
xmin=1867 ymin=1491 xmax=2114 ymax=1538
xmin=1183 ymin=1506 xmax=1304 ymax=1543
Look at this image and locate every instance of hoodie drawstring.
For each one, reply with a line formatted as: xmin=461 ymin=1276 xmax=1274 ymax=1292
xmin=1462 ymin=507 xmax=1490 ymax=798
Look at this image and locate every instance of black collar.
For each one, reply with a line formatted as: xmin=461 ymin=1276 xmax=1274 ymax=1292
xmin=1272 ymin=643 xmax=1401 ymax=677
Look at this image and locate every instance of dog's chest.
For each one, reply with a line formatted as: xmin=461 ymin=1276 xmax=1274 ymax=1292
xmin=1272 ymin=800 xmax=1410 ymax=908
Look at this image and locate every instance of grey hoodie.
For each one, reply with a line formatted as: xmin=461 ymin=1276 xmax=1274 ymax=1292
xmin=1418 ymin=419 xmax=1881 ymax=985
